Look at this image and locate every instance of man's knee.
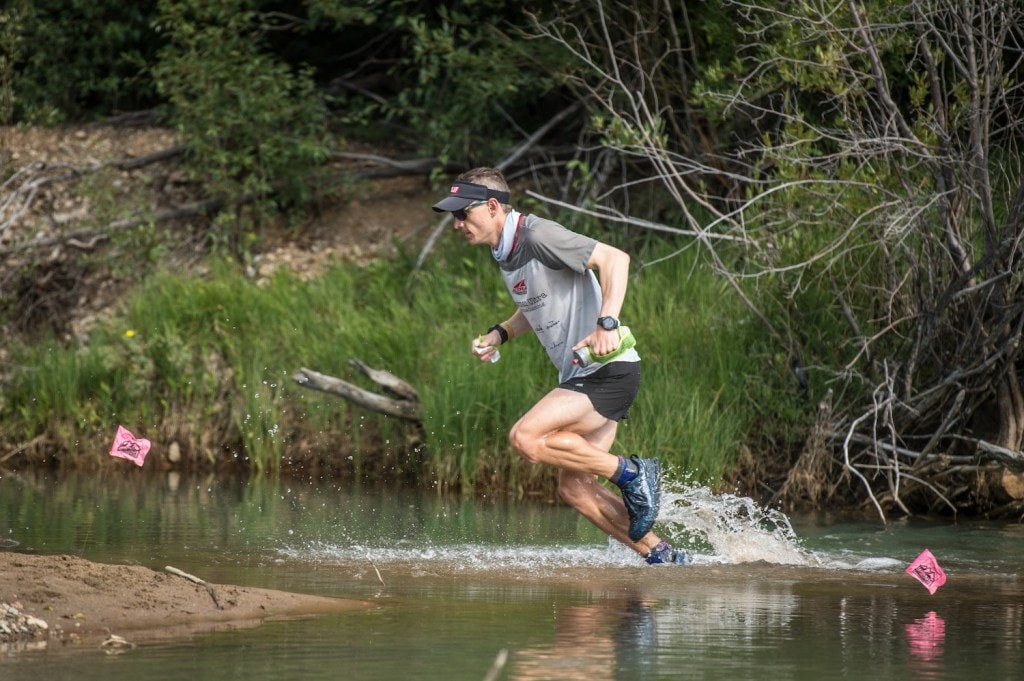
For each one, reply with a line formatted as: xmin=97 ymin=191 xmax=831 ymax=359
xmin=508 ymin=422 xmax=542 ymax=464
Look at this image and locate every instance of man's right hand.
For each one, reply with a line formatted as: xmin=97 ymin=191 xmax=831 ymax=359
xmin=471 ymin=335 xmax=500 ymax=362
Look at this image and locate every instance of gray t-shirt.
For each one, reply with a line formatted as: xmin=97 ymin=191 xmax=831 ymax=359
xmin=499 ymin=214 xmax=640 ymax=383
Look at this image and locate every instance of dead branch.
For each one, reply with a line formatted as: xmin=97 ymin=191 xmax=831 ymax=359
xmin=0 ymin=435 xmax=50 ymax=465
xmin=1 ymin=162 xmax=75 ymax=239
xmin=328 ymin=151 xmax=462 ymax=179
xmin=0 ymin=197 xmax=223 ymax=257
xmin=960 ymin=438 xmax=1024 ymax=468
xmin=111 ymin=145 xmax=186 ymax=170
xmin=523 ymin=190 xmax=755 ymax=244
xmin=164 ymin=565 xmax=223 ymax=610
xmin=292 ymin=365 xmax=420 ymax=421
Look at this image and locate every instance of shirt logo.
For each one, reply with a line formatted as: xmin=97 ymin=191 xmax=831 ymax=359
xmin=512 ymin=279 xmax=527 ymax=295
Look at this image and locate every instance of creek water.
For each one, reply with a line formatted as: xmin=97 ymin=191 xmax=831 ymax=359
xmin=1 ymin=468 xmax=1022 ymax=680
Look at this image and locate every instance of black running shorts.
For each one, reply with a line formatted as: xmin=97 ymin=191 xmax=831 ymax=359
xmin=559 ymin=361 xmax=641 ymax=421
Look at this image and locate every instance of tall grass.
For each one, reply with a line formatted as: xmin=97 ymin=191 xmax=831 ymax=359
xmin=2 ymin=234 xmax=795 ymax=491
xmin=616 ymin=250 xmax=769 ymax=481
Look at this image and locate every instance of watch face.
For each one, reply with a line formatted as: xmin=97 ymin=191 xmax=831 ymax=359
xmin=599 ymin=316 xmax=619 ymax=330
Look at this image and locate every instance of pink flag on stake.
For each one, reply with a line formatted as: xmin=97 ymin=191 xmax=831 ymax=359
xmin=109 ymin=425 xmax=151 ymax=467
xmin=906 ymin=549 xmax=947 ymax=594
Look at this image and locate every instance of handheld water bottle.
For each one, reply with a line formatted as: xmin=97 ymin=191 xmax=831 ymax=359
xmin=572 ymin=326 xmax=636 ymax=367
xmin=472 ymin=337 xmax=501 ymax=363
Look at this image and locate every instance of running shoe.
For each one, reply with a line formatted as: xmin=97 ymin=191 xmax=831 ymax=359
xmin=645 ymin=540 xmax=692 ymax=565
xmin=620 ymin=455 xmax=661 ymax=541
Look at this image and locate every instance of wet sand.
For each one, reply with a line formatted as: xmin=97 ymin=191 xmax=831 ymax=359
xmin=0 ymin=552 xmax=373 ymax=646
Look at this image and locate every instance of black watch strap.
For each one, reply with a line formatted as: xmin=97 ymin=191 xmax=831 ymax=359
xmin=488 ymin=323 xmax=509 ymax=344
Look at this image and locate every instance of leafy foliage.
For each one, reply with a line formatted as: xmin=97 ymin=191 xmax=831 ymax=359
xmin=300 ymin=0 xmax=566 ymax=160
xmin=0 ymin=0 xmax=160 ymax=123
xmin=5 ymin=1 xmax=569 ymax=158
xmin=152 ymin=0 xmax=331 ymax=249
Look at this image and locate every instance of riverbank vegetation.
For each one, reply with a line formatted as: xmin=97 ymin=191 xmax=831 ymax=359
xmin=3 ymin=227 xmax=790 ymax=497
xmin=2 ymin=0 xmax=1023 ymax=519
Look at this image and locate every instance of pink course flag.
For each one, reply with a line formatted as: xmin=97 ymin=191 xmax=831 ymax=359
xmin=109 ymin=425 xmax=151 ymax=467
xmin=906 ymin=549 xmax=947 ymax=594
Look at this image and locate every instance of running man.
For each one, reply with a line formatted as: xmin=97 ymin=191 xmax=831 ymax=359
xmin=432 ymin=167 xmax=688 ymax=564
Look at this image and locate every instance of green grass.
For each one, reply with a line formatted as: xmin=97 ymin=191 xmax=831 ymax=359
xmin=2 ymin=235 xmax=797 ymax=492
xmin=620 ymin=252 xmax=763 ymax=480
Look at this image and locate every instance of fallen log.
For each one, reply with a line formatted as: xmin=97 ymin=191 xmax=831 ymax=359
xmin=348 ymin=359 xmax=419 ymax=402
xmin=292 ymin=364 xmax=420 ymax=421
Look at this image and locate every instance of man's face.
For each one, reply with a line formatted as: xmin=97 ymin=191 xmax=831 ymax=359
xmin=452 ymin=199 xmax=499 ymax=246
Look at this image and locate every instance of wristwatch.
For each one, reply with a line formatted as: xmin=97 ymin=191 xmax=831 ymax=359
xmin=597 ymin=316 xmax=620 ymax=331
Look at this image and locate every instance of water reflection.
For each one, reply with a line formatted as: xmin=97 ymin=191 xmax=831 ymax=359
xmin=3 ymin=471 xmax=1024 ymax=681
xmin=508 ymin=582 xmax=801 ymax=680
xmin=495 ymin=573 xmax=1023 ymax=681
xmin=905 ymin=611 xmax=945 ymax=678
xmin=511 ymin=593 xmax=655 ymax=681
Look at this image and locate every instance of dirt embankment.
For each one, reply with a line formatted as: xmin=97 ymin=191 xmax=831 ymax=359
xmin=1 ymin=123 xmax=437 ymax=344
xmin=0 ymin=552 xmax=371 ymax=650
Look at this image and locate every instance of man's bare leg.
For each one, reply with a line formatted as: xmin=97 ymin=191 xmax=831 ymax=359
xmin=509 ymin=388 xmax=662 ymax=556
xmin=558 ymin=470 xmax=662 ymax=555
xmin=509 ymin=388 xmax=623 ymax=476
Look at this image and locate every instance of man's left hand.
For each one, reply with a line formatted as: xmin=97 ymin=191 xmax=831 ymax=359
xmin=574 ymin=327 xmax=620 ymax=358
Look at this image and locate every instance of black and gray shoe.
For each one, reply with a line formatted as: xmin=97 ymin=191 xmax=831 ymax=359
xmin=645 ymin=540 xmax=692 ymax=565
xmin=620 ymin=455 xmax=661 ymax=541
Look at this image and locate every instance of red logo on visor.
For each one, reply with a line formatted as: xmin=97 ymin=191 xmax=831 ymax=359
xmin=512 ymin=279 xmax=527 ymax=295
xmin=450 ymin=185 xmax=460 ymax=194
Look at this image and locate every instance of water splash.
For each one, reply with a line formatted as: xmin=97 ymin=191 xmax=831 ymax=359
xmin=658 ymin=478 xmax=818 ymax=567
xmin=278 ymin=540 xmax=639 ymax=574
xmin=279 ymin=480 xmax=819 ymax=573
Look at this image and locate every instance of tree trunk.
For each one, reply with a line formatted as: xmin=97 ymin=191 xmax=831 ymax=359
xmin=996 ymin=372 xmax=1024 ymax=500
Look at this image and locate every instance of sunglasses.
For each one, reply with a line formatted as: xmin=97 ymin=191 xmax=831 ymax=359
xmin=453 ymin=200 xmax=488 ymax=221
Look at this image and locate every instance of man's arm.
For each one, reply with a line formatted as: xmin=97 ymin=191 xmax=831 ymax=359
xmin=503 ymin=309 xmax=533 ymax=340
xmin=577 ymin=242 xmax=631 ymax=356
xmin=476 ymin=309 xmax=532 ymax=356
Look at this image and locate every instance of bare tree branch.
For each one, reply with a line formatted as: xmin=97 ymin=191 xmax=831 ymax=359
xmin=529 ymin=0 xmax=1024 ymax=517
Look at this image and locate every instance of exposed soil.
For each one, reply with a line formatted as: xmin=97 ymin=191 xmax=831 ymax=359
xmin=0 ymin=122 xmax=440 ymax=343
xmin=0 ymin=552 xmax=372 ymax=650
